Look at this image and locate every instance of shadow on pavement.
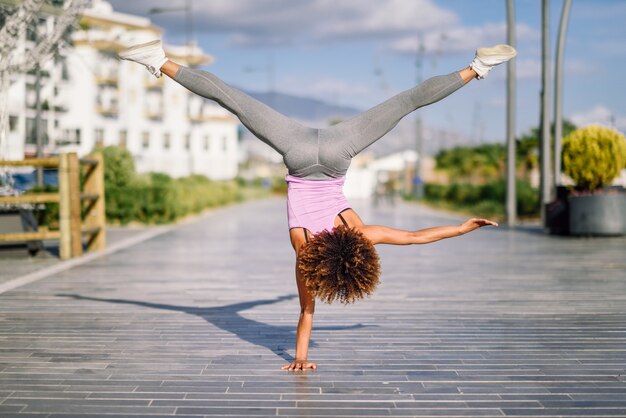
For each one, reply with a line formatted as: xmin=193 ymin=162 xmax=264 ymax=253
xmin=56 ymin=293 xmax=366 ymax=362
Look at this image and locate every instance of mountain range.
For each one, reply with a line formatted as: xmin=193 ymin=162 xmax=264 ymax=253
xmin=245 ymin=90 xmax=361 ymax=125
xmin=239 ymin=89 xmax=472 ymax=160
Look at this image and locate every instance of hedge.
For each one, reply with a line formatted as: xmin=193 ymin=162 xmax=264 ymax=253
xmin=424 ymin=179 xmax=539 ymax=218
xmin=98 ymin=146 xmax=244 ymax=224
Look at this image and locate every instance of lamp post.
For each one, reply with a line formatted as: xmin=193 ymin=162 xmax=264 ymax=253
xmin=539 ymin=0 xmax=552 ymax=225
xmin=553 ymin=0 xmax=572 ymax=189
xmin=33 ymin=20 xmax=44 ymax=186
xmin=148 ymin=0 xmax=193 ymax=47
xmin=413 ymin=36 xmax=425 ymax=199
xmin=506 ymin=0 xmax=517 ymax=227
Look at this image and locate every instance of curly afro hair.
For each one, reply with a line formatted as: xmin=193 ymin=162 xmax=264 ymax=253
xmin=298 ymin=225 xmax=381 ymax=304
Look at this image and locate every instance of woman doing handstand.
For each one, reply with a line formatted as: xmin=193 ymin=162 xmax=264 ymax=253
xmin=119 ymin=41 xmax=516 ymax=371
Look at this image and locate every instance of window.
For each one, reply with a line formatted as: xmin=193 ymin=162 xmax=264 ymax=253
xmin=25 ymin=118 xmax=36 ymax=144
xmin=185 ymin=133 xmax=191 ymax=150
xmin=204 ymin=135 xmax=210 ymax=151
xmin=142 ymin=131 xmax=150 ymax=149
xmin=25 ymin=118 xmax=48 ymax=144
xmin=26 ymin=23 xmax=37 ymax=42
xmin=58 ymin=128 xmax=80 ymax=145
xmin=9 ymin=116 xmax=18 ymax=132
xmin=119 ymin=130 xmax=127 ymax=149
xmin=163 ymin=133 xmax=171 ymax=149
xmin=61 ymin=59 xmax=69 ymax=81
xmin=95 ymin=128 xmax=104 ymax=148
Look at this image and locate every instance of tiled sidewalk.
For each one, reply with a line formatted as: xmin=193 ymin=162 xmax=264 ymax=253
xmin=0 ymin=226 xmax=161 ymax=286
xmin=1 ymin=198 xmax=625 ymax=417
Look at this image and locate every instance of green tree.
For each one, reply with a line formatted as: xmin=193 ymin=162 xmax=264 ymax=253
xmin=435 ymin=143 xmax=505 ymax=183
xmin=516 ymin=119 xmax=577 ymax=180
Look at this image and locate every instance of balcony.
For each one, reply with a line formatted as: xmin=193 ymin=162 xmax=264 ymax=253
xmin=53 ymin=104 xmax=68 ymax=113
xmin=51 ymin=99 xmax=68 ymax=113
xmin=96 ymin=104 xmax=118 ymax=118
xmin=188 ymin=113 xmax=236 ymax=124
xmin=145 ymin=77 xmax=165 ymax=91
xmin=145 ymin=110 xmax=164 ymax=121
xmin=188 ymin=113 xmax=205 ymax=124
xmin=95 ymin=74 xmax=118 ymax=87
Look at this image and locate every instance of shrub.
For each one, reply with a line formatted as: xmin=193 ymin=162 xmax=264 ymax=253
xmin=435 ymin=143 xmax=505 ymax=182
xmin=471 ymin=200 xmax=504 ymax=218
xmin=562 ymin=125 xmax=626 ymax=191
xmin=424 ymin=183 xmax=448 ymax=200
xmin=96 ymin=146 xmax=246 ymax=224
xmin=424 ymin=179 xmax=539 ymax=219
xmin=97 ymin=146 xmax=136 ymax=188
xmin=479 ymin=180 xmax=505 ymax=203
xmin=516 ymin=179 xmax=539 ymax=216
xmin=133 ymin=173 xmax=178 ymax=224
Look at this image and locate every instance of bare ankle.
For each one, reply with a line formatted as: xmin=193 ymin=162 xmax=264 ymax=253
xmin=459 ymin=66 xmax=477 ymax=84
xmin=161 ymin=60 xmax=181 ymax=79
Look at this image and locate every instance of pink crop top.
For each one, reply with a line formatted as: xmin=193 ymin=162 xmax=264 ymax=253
xmin=286 ymin=175 xmax=351 ymax=236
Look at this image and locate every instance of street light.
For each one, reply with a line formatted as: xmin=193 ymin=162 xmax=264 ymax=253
xmin=148 ymin=0 xmax=194 ymax=47
xmin=553 ymin=0 xmax=572 ymax=189
xmin=413 ymin=35 xmax=425 ymax=199
xmin=506 ymin=0 xmax=517 ymax=227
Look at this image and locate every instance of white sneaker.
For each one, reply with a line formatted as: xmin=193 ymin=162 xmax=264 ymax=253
xmin=470 ymin=44 xmax=517 ymax=79
xmin=119 ymin=40 xmax=168 ymax=78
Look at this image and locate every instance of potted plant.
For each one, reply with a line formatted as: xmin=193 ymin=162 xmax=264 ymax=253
xmin=562 ymin=124 xmax=626 ymax=236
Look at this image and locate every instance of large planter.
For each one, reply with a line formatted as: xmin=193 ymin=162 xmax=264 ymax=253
xmin=568 ymin=192 xmax=626 ymax=236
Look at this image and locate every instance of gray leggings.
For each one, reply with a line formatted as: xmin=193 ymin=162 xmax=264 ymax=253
xmin=175 ymin=67 xmax=464 ymax=179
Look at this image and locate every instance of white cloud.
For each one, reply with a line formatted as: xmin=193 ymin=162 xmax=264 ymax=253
xmin=278 ymin=75 xmax=376 ymax=107
xmin=312 ymin=0 xmax=458 ymax=40
xmin=389 ymin=22 xmax=538 ymax=57
xmin=109 ymin=0 xmax=458 ymax=47
xmin=487 ymin=57 xmax=596 ymax=82
xmin=571 ymin=105 xmax=626 ymax=132
xmin=107 ymin=0 xmax=545 ymax=66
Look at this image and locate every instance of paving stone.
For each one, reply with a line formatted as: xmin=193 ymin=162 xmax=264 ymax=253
xmin=153 ymin=398 xmax=296 ymax=407
xmin=502 ymin=409 xmax=626 ymax=416
xmin=0 ymin=405 xmax=26 ymax=413
xmin=388 ymin=409 xmax=504 ymax=417
xmin=7 ymin=391 xmax=88 ymax=399
xmin=47 ymin=415 xmax=201 ymax=418
xmin=277 ymin=408 xmax=391 ymax=416
xmin=0 ymin=415 xmax=47 ymax=418
xmin=176 ymin=406 xmax=279 ymax=415
xmin=0 ymin=199 xmax=625 ymax=417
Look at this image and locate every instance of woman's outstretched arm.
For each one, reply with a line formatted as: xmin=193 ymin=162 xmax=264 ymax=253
xmin=360 ymin=218 xmax=498 ymax=245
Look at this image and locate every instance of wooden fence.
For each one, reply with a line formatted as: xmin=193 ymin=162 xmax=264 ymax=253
xmin=0 ymin=152 xmax=106 ymax=259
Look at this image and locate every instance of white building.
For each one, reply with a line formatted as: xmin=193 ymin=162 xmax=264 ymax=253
xmin=4 ymin=0 xmax=239 ymax=180
xmin=344 ymin=150 xmax=418 ymax=199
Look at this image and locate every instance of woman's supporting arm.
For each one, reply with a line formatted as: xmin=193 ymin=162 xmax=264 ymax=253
xmin=282 ymin=230 xmax=318 ymax=371
xmin=361 ymin=218 xmax=498 ymax=245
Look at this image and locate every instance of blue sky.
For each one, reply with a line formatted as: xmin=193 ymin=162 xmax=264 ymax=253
xmin=109 ymin=0 xmax=626 ymax=145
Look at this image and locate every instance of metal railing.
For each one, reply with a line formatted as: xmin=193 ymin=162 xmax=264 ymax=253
xmin=0 ymin=152 xmax=106 ymax=259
